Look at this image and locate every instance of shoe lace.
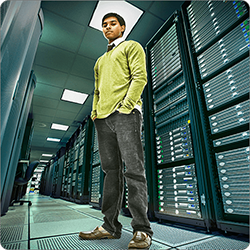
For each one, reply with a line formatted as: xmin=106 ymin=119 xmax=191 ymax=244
xmin=132 ymin=231 xmax=147 ymax=242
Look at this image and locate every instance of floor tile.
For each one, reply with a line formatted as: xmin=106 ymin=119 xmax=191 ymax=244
xmin=178 ymin=234 xmax=249 ymax=250
xmin=1 ymin=225 xmax=28 ymax=243
xmin=30 ymin=217 xmax=101 ymax=238
xmin=1 ymin=241 xmax=28 ymax=250
xmin=30 ymin=231 xmax=169 ymax=250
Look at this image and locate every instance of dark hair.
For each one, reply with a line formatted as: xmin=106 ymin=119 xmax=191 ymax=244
xmin=102 ymin=13 xmax=126 ymax=35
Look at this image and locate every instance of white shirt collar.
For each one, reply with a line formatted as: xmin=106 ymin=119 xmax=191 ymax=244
xmin=108 ymin=36 xmax=125 ymax=48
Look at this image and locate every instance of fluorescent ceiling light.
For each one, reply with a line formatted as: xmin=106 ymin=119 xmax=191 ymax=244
xmin=40 ymin=160 xmax=49 ymax=163
xmin=42 ymin=154 xmax=53 ymax=157
xmin=47 ymin=137 xmax=60 ymax=142
xmin=51 ymin=123 xmax=69 ymax=131
xmin=61 ymin=89 xmax=88 ymax=105
xmin=89 ymin=0 xmax=143 ymax=39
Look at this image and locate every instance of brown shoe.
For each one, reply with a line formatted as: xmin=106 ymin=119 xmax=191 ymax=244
xmin=128 ymin=231 xmax=152 ymax=249
xmin=79 ymin=226 xmax=116 ymax=240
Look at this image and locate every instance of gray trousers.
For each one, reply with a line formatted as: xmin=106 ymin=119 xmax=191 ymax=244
xmin=94 ymin=109 xmax=153 ymax=238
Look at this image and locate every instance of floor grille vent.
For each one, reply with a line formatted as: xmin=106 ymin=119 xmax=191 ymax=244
xmin=1 ymin=242 xmax=21 ymax=250
xmin=1 ymin=226 xmax=24 ymax=243
xmin=36 ymin=232 xmax=168 ymax=249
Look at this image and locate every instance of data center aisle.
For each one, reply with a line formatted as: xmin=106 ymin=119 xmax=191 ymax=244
xmin=1 ymin=194 xmax=249 ymax=250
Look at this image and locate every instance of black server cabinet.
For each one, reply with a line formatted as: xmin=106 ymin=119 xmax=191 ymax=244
xmin=70 ymin=132 xmax=80 ymax=202
xmin=60 ymin=155 xmax=68 ymax=199
xmin=145 ymin=12 xmax=218 ymax=230
xmin=60 ymin=139 xmax=74 ymax=200
xmin=181 ymin=0 xmax=249 ymax=234
xmin=51 ymin=147 xmax=65 ymax=198
xmin=75 ymin=118 xmax=93 ymax=204
xmin=59 ymin=118 xmax=93 ymax=203
xmin=89 ymin=128 xmax=104 ymax=208
xmin=40 ymin=160 xmax=54 ymax=196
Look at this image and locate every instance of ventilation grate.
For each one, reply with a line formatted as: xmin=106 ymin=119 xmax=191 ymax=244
xmin=1 ymin=215 xmax=26 ymax=226
xmin=124 ymin=223 xmax=213 ymax=247
xmin=0 ymin=226 xmax=24 ymax=243
xmin=1 ymin=242 xmax=21 ymax=249
xmin=32 ymin=211 xmax=89 ymax=223
xmin=179 ymin=235 xmax=249 ymax=250
xmin=36 ymin=232 xmax=168 ymax=250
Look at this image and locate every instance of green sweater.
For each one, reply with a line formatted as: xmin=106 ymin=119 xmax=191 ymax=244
xmin=91 ymin=40 xmax=147 ymax=120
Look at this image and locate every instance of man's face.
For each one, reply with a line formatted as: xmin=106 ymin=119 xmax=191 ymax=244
xmin=102 ymin=16 xmax=125 ymax=44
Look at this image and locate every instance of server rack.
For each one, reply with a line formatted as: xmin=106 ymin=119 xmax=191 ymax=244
xmin=60 ymin=139 xmax=74 ymax=200
xmin=70 ymin=132 xmax=80 ymax=202
xmin=40 ymin=159 xmax=54 ymax=196
xmin=60 ymin=156 xmax=68 ymax=198
xmin=181 ymin=0 xmax=249 ymax=234
xmin=74 ymin=118 xmax=93 ymax=204
xmin=145 ymin=11 xmax=225 ymax=231
xmin=51 ymin=148 xmax=65 ymax=198
xmin=89 ymin=128 xmax=104 ymax=208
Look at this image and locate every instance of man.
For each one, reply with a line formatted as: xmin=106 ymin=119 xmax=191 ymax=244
xmin=79 ymin=12 xmax=153 ymax=249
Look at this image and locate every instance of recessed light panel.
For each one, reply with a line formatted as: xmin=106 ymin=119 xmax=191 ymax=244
xmin=51 ymin=123 xmax=69 ymax=131
xmin=42 ymin=154 xmax=53 ymax=157
xmin=40 ymin=160 xmax=49 ymax=163
xmin=89 ymin=0 xmax=143 ymax=39
xmin=47 ymin=137 xmax=60 ymax=142
xmin=61 ymin=89 xmax=88 ymax=105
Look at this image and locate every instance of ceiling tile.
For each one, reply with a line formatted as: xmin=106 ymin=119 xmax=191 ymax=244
xmin=57 ymin=100 xmax=82 ymax=113
xmin=47 ymin=129 xmax=66 ymax=138
xmin=128 ymin=12 xmax=164 ymax=47
xmin=55 ymin=109 xmax=78 ymax=120
xmin=41 ymin=1 xmax=97 ymax=26
xmin=33 ymin=121 xmax=51 ymax=130
xmin=128 ymin=1 xmax=153 ymax=11
xmin=78 ymin=27 xmax=107 ymax=59
xmin=149 ymin=1 xmax=185 ymax=21
xmin=32 ymin=113 xmax=54 ymax=124
xmin=31 ymin=135 xmax=47 ymax=147
xmin=32 ymin=105 xmax=57 ymax=117
xmin=32 ymin=132 xmax=48 ymax=140
xmin=33 ymin=65 xmax=68 ymax=88
xmin=65 ymin=75 xmax=94 ymax=94
xmin=32 ymin=96 xmax=60 ymax=109
xmin=40 ymin=9 xmax=85 ymax=53
xmin=33 ymin=43 xmax=75 ymax=73
xmin=34 ymin=82 xmax=63 ymax=100
xmin=70 ymin=55 xmax=95 ymax=80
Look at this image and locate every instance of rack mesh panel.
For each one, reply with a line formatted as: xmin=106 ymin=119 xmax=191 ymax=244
xmin=203 ymin=57 xmax=249 ymax=110
xmin=150 ymin=23 xmax=182 ymax=89
xmin=92 ymin=129 xmax=100 ymax=166
xmin=197 ymin=19 xmax=249 ymax=79
xmin=216 ymin=147 xmax=249 ymax=215
xmin=156 ymin=122 xmax=193 ymax=164
xmin=157 ymin=164 xmax=202 ymax=219
xmin=213 ymin=131 xmax=249 ymax=147
xmin=90 ymin=165 xmax=101 ymax=204
xmin=209 ymin=99 xmax=249 ymax=134
xmin=187 ymin=1 xmax=249 ymax=52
